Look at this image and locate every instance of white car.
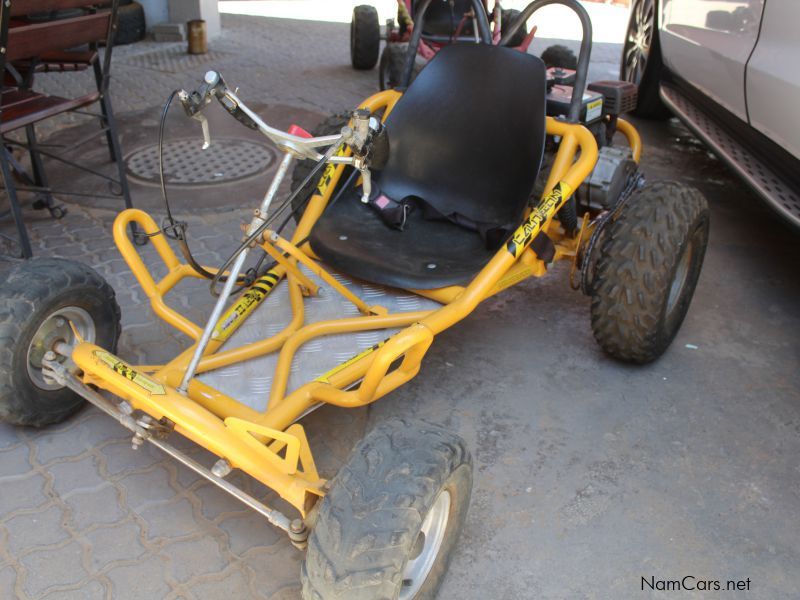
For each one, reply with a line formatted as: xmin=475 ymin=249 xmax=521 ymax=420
xmin=622 ymin=0 xmax=800 ymax=228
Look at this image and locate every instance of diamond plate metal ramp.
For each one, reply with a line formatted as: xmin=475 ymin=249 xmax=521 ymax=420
xmin=197 ymin=266 xmax=442 ymax=412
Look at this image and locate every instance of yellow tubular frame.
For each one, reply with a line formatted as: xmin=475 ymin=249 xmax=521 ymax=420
xmin=74 ymin=88 xmax=635 ymax=518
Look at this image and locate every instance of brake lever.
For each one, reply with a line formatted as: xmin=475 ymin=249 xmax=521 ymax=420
xmin=194 ymin=113 xmax=211 ymax=150
xmin=341 ymin=109 xmax=387 ymax=204
xmin=177 ymin=88 xmax=213 ymax=150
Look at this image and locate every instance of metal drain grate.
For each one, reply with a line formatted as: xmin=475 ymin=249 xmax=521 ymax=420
xmin=126 ymin=138 xmax=277 ymax=185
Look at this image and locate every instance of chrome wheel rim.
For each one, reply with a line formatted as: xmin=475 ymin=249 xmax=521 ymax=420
xmin=623 ymin=0 xmax=654 ymax=85
xmin=399 ymin=490 xmax=451 ymax=600
xmin=666 ymin=239 xmax=694 ymax=317
xmin=27 ymin=306 xmax=96 ymax=391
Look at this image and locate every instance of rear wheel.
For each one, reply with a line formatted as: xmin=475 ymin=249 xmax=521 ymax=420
xmin=621 ymin=0 xmax=670 ymax=119
xmin=301 ymin=418 xmax=472 ymax=600
xmin=0 ymin=259 xmax=121 ymax=426
xmin=379 ymin=43 xmax=407 ymax=90
xmin=590 ymin=181 xmax=709 ymax=363
xmin=541 ymin=44 xmax=577 ymax=70
xmin=351 ymin=5 xmax=381 ymax=70
xmin=501 ymin=9 xmax=528 ymax=48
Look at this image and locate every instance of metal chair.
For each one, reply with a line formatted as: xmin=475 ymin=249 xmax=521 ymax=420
xmin=0 ymin=0 xmax=133 ymax=257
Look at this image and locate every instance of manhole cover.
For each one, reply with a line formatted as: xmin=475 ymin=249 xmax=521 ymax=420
xmin=126 ymin=138 xmax=277 ymax=185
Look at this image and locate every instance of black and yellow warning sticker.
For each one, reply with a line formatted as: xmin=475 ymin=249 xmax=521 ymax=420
xmin=212 ymin=269 xmax=281 ymax=343
xmin=506 ymin=182 xmax=572 ymax=258
xmin=495 ymin=266 xmax=533 ymax=292
xmin=315 ymin=340 xmax=387 ymax=384
xmin=93 ymin=350 xmax=166 ymax=395
xmin=315 ymin=146 xmax=349 ymax=197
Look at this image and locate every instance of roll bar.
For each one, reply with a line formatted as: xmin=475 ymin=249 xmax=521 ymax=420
xmin=400 ymin=0 xmax=493 ymax=88
xmin=500 ymin=0 xmax=593 ymax=123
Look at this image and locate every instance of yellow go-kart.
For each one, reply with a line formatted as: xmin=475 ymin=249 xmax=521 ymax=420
xmin=0 ymin=1 xmax=709 ymax=597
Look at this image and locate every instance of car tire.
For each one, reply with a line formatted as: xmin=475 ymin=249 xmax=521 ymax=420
xmin=0 ymin=259 xmax=121 ymax=426
xmin=590 ymin=181 xmax=710 ymax=363
xmin=301 ymin=418 xmax=472 ymax=600
xmin=621 ymin=0 xmax=670 ymax=119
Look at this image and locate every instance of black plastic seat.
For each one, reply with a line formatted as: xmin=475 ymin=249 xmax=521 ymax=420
xmin=309 ymin=44 xmax=546 ymax=290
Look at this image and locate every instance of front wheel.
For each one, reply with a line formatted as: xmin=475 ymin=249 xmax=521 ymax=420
xmin=351 ymin=5 xmax=381 ymax=70
xmin=590 ymin=181 xmax=710 ymax=363
xmin=302 ymin=418 xmax=472 ymax=600
xmin=0 ymin=259 xmax=121 ymax=426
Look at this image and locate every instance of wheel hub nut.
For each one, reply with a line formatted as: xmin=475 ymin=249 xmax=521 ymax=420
xmin=211 ymin=458 xmax=232 ymax=478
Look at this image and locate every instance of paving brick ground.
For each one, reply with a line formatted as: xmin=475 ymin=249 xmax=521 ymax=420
xmin=2 ymin=8 xmax=800 ymax=600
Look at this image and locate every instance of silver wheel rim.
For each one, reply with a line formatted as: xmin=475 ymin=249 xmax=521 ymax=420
xmin=399 ymin=490 xmax=451 ymax=600
xmin=27 ymin=306 xmax=96 ymax=391
xmin=666 ymin=239 xmax=693 ymax=317
xmin=623 ymin=0 xmax=654 ymax=85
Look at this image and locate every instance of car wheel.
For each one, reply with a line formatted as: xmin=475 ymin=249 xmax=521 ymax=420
xmin=621 ymin=0 xmax=670 ymax=119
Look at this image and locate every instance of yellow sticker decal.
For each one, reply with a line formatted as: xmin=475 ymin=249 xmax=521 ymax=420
xmin=93 ymin=350 xmax=166 ymax=395
xmin=315 ymin=146 xmax=349 ymax=196
xmin=212 ymin=270 xmax=280 ymax=342
xmin=506 ymin=182 xmax=573 ymax=258
xmin=315 ymin=340 xmax=387 ymax=384
xmin=315 ymin=162 xmax=337 ymax=196
xmin=586 ymin=98 xmax=603 ymax=122
xmin=495 ymin=266 xmax=533 ymax=292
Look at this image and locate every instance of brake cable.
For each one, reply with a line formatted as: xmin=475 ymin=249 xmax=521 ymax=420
xmin=153 ymin=89 xmax=342 ymax=296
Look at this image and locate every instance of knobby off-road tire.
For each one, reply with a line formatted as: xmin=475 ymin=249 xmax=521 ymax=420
xmin=590 ymin=181 xmax=709 ymax=363
xmin=379 ymin=43 xmax=406 ymax=90
xmin=302 ymin=418 xmax=473 ymax=600
xmin=501 ymin=9 xmax=528 ymax=48
xmin=351 ymin=5 xmax=381 ymax=70
xmin=0 ymin=259 xmax=121 ymax=426
xmin=289 ymin=112 xmax=352 ymax=223
xmin=115 ymin=1 xmax=146 ymax=45
xmin=541 ymin=44 xmax=577 ymax=70
xmin=379 ymin=44 xmax=424 ymax=90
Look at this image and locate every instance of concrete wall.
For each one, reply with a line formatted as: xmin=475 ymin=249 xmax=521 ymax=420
xmin=138 ymin=0 xmax=169 ymax=32
xmin=168 ymin=0 xmax=221 ymax=38
xmin=136 ymin=0 xmax=220 ymax=38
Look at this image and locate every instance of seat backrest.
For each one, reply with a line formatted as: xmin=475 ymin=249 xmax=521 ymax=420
xmin=380 ymin=43 xmax=547 ymax=232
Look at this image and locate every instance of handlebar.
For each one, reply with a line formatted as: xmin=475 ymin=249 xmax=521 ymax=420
xmin=176 ymin=71 xmax=389 ymax=200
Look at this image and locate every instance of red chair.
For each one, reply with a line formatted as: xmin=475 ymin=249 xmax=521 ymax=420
xmin=0 ymin=0 xmax=134 ymax=257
